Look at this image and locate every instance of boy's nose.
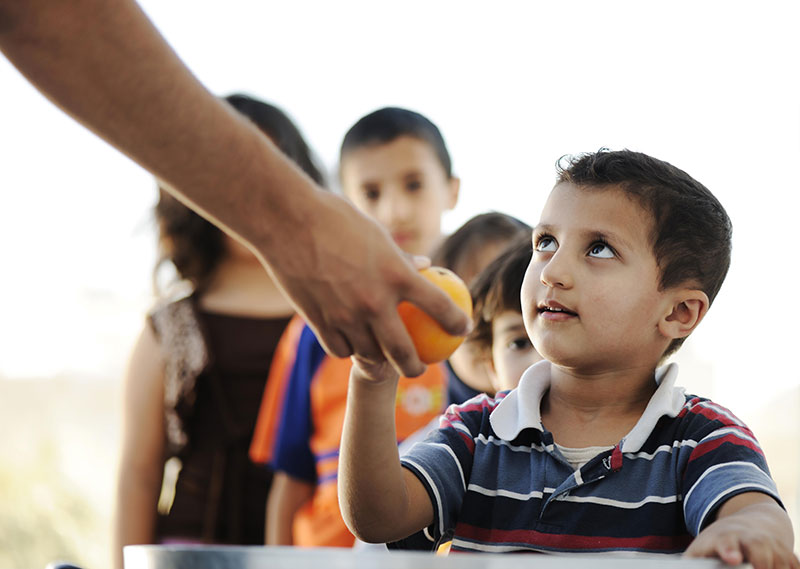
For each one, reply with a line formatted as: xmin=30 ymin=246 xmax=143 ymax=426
xmin=380 ymin=191 xmax=412 ymax=224
xmin=539 ymin=251 xmax=574 ymax=289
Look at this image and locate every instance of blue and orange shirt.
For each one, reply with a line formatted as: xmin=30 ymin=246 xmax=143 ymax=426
xmin=250 ymin=320 xmax=447 ymax=547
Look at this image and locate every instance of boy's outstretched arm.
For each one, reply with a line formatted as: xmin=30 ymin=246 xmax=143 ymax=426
xmin=685 ymin=492 xmax=799 ymax=569
xmin=339 ymin=359 xmax=434 ymax=544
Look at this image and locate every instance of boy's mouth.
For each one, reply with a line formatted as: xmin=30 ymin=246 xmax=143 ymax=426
xmin=537 ymin=300 xmax=578 ymax=319
xmin=392 ymin=230 xmax=415 ymax=246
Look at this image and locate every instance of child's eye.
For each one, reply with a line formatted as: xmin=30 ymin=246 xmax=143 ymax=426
xmin=535 ymin=235 xmax=557 ymax=253
xmin=363 ymin=185 xmax=380 ymax=201
xmin=405 ymin=179 xmax=422 ymax=192
xmin=588 ymin=241 xmax=615 ymax=259
xmin=507 ymin=336 xmax=533 ymax=351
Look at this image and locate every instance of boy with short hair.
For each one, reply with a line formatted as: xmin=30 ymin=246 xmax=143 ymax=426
xmin=257 ymin=107 xmax=459 ymax=548
xmin=468 ymin=234 xmax=541 ymax=393
xmin=339 ymin=149 xmax=797 ymax=567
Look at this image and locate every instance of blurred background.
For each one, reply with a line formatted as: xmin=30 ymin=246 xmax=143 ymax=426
xmin=1 ymin=1 xmax=799 ymax=567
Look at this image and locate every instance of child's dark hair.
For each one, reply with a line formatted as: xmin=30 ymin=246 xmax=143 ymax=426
xmin=154 ymin=94 xmax=326 ymax=292
xmin=432 ymin=212 xmax=531 ymax=283
xmin=340 ymin=107 xmax=453 ymax=178
xmin=469 ymin=235 xmax=533 ymax=353
xmin=557 ymin=148 xmax=732 ymax=356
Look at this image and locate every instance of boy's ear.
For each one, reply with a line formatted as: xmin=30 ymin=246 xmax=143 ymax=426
xmin=658 ymin=289 xmax=710 ymax=340
xmin=446 ymin=176 xmax=461 ymax=210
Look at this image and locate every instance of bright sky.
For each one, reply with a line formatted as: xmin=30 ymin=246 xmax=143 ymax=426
xmin=1 ymin=0 xmax=799 ymax=419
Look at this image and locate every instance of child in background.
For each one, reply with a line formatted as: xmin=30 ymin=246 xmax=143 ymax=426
xmin=339 ymin=149 xmax=797 ymax=566
xmin=432 ymin=212 xmax=531 ymax=401
xmin=468 ymin=234 xmax=541 ymax=394
xmin=113 ymin=95 xmax=326 ymax=567
xmin=257 ymin=107 xmax=459 ymax=548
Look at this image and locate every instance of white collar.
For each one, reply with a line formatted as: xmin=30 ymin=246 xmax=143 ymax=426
xmin=489 ymin=360 xmax=685 ymax=453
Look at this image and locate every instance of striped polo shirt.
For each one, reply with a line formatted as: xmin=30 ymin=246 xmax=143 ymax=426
xmin=397 ymin=360 xmax=781 ymax=554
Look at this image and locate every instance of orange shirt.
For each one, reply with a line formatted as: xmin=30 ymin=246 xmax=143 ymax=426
xmin=249 ymin=320 xmax=447 ymax=547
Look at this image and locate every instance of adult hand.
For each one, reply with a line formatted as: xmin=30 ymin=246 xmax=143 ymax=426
xmin=0 ymin=0 xmax=470 ymax=377
xmin=259 ymin=189 xmax=471 ymax=377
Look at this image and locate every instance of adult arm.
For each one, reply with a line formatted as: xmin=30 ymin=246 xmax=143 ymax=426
xmin=113 ymin=325 xmax=166 ymax=569
xmin=685 ymin=492 xmax=799 ymax=569
xmin=338 ymin=360 xmax=434 ymax=544
xmin=0 ymin=0 xmax=470 ymax=377
xmin=265 ymin=472 xmax=314 ymax=545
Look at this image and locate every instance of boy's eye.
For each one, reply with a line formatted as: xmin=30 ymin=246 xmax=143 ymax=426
xmin=535 ymin=236 xmax=557 ymax=252
xmin=588 ymin=242 xmax=615 ymax=259
xmin=363 ymin=185 xmax=380 ymax=201
xmin=405 ymin=179 xmax=422 ymax=192
xmin=507 ymin=336 xmax=533 ymax=351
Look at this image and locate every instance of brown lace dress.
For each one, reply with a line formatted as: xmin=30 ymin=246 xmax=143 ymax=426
xmin=149 ymin=295 xmax=291 ymax=544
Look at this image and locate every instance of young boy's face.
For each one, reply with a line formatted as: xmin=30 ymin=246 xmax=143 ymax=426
xmin=489 ymin=310 xmax=541 ymax=392
xmin=521 ymin=182 xmax=674 ymax=372
xmin=340 ymin=135 xmax=459 ymax=256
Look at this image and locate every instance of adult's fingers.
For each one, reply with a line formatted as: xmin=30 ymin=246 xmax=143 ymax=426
xmin=409 ymin=254 xmax=431 ymax=271
xmin=313 ymin=326 xmax=354 ymax=359
xmin=403 ymin=268 xmax=472 ymax=337
xmin=370 ymin=309 xmax=426 ymax=378
xmin=308 ymin=305 xmax=395 ymax=371
xmin=339 ymin=324 xmax=386 ymax=366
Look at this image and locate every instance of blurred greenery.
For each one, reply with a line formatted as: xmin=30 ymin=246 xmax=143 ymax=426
xmin=0 ymin=378 xmax=119 ymax=569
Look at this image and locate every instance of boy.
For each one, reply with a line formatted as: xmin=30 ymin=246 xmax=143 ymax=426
xmin=256 ymin=107 xmax=459 ymax=547
xmin=469 ymin=234 xmax=541 ymax=393
xmin=339 ymin=149 xmax=797 ymax=567
xmin=433 ymin=212 xmax=532 ymax=399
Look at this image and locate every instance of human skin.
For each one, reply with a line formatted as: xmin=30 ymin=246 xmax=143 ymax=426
xmin=266 ymin=472 xmax=314 ymax=545
xmin=488 ymin=310 xmax=541 ymax=392
xmin=0 ymin=0 xmax=470 ymax=377
xmin=339 ymin=182 xmax=798 ymax=568
xmin=340 ymin=135 xmax=460 ymax=258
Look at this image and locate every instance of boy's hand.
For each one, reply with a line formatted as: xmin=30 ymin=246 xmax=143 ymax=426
xmin=350 ymin=355 xmax=400 ymax=386
xmin=685 ymin=493 xmax=800 ymax=569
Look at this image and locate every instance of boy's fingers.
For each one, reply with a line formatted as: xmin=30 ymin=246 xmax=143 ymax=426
xmin=741 ymin=542 xmax=771 ymax=569
xmin=715 ymin=538 xmax=744 ymax=566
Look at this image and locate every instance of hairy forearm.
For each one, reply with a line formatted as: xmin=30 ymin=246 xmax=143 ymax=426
xmin=339 ymin=367 xmax=431 ymax=543
xmin=0 ymin=0 xmax=315 ymax=251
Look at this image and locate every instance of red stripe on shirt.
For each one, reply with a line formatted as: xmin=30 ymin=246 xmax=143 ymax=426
xmin=454 ymin=523 xmax=693 ymax=552
xmin=689 ymin=432 xmax=764 ymax=462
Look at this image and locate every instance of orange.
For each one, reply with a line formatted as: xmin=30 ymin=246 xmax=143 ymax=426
xmin=398 ymin=267 xmax=473 ymax=364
